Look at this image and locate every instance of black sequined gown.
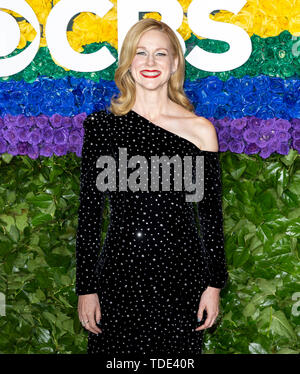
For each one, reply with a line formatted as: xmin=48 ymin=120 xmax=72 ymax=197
xmin=75 ymin=109 xmax=228 ymax=356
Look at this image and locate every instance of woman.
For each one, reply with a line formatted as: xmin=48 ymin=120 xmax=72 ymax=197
xmin=76 ymin=18 xmax=228 ymax=356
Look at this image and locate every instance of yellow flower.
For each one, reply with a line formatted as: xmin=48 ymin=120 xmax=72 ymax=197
xmin=233 ymin=10 xmax=255 ymax=35
xmin=40 ymin=37 xmax=48 ymax=48
xmin=258 ymin=0 xmax=296 ymax=17
xmin=177 ymin=0 xmax=193 ymax=13
xmin=178 ymin=15 xmax=192 ymax=41
xmin=70 ymin=7 xmax=118 ymax=49
xmin=289 ymin=6 xmax=300 ymax=35
xmin=68 ymin=32 xmax=85 ymax=53
xmin=18 ymin=32 xmax=28 ymax=50
xmin=259 ymin=16 xmax=288 ymax=37
xmin=211 ymin=10 xmax=235 ymax=24
xmin=143 ymin=12 xmax=162 ymax=21
xmin=3 ymin=0 xmax=299 ymax=56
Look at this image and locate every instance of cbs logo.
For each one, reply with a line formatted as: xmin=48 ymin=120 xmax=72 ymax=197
xmin=0 ymin=0 xmax=252 ymax=77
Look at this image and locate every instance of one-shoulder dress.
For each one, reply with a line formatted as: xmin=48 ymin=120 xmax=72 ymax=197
xmin=75 ymin=109 xmax=228 ymax=356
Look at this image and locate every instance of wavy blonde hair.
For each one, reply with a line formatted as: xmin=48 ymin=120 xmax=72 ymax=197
xmin=108 ymin=18 xmax=194 ymax=116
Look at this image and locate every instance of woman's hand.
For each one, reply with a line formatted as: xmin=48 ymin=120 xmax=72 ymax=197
xmin=195 ymin=286 xmax=221 ymax=331
xmin=78 ymin=293 xmax=102 ymax=334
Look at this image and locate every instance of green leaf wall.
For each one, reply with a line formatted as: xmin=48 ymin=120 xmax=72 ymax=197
xmin=0 ymin=150 xmax=299 ymax=353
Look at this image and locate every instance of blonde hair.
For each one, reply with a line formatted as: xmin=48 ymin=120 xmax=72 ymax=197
xmin=108 ymin=18 xmax=194 ymax=116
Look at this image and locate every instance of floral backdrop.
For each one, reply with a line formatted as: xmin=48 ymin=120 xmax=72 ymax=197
xmin=0 ymin=0 xmax=299 ymax=354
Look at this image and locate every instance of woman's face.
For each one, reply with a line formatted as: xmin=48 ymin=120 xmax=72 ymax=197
xmin=130 ymin=29 xmax=178 ymax=91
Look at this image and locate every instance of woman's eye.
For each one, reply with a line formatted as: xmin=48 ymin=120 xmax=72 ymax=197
xmin=136 ymin=52 xmax=166 ymax=56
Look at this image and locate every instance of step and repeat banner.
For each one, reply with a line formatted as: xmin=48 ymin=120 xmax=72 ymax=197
xmin=0 ymin=0 xmax=299 ymax=355
xmin=0 ymin=0 xmax=299 ymax=159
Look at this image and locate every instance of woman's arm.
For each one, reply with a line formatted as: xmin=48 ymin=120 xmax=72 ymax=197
xmin=75 ymin=110 xmax=109 ymax=296
xmin=197 ymin=150 xmax=228 ymax=289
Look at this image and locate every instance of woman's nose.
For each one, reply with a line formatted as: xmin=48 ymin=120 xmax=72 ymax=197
xmin=146 ymin=54 xmax=156 ymax=65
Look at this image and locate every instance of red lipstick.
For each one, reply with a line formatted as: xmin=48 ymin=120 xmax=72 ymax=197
xmin=140 ymin=70 xmax=161 ymax=78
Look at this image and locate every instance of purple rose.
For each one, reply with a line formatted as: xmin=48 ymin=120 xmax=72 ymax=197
xmin=218 ymin=128 xmax=231 ymax=142
xmin=69 ymin=143 xmax=82 ymax=157
xmin=260 ymin=146 xmax=273 ymax=159
xmin=0 ymin=139 xmax=7 ymax=154
xmin=230 ymin=127 xmax=244 ymax=139
xmin=50 ymin=114 xmax=65 ymax=128
xmin=258 ymin=128 xmax=276 ymax=147
xmin=291 ymin=118 xmax=300 ymax=129
xmin=219 ymin=142 xmax=228 ymax=152
xmin=274 ymin=118 xmax=291 ymax=131
xmin=263 ymin=118 xmax=277 ymax=130
xmin=53 ymin=144 xmax=68 ymax=156
xmin=248 ymin=117 xmax=262 ymax=129
xmin=53 ymin=128 xmax=69 ymax=145
xmin=17 ymin=142 xmax=30 ymax=155
xmin=40 ymin=143 xmax=54 ymax=157
xmin=228 ymin=140 xmax=245 ymax=153
xmin=292 ymin=139 xmax=300 ymax=152
xmin=244 ymin=143 xmax=260 ymax=154
xmin=276 ymin=142 xmax=290 ymax=155
xmin=42 ymin=127 xmax=54 ymax=144
xmin=231 ymin=118 xmax=248 ymax=130
xmin=36 ymin=115 xmax=50 ymax=130
xmin=3 ymin=114 xmax=18 ymax=128
xmin=16 ymin=115 xmax=32 ymax=128
xmin=73 ymin=113 xmax=87 ymax=129
xmin=2 ymin=128 xmax=19 ymax=145
xmin=16 ymin=127 xmax=30 ymax=142
xmin=68 ymin=130 xmax=82 ymax=145
xmin=276 ymin=131 xmax=291 ymax=142
xmin=28 ymin=144 xmax=40 ymax=160
xmin=28 ymin=128 xmax=43 ymax=145
xmin=292 ymin=129 xmax=300 ymax=140
xmin=218 ymin=117 xmax=231 ymax=127
xmin=243 ymin=128 xmax=259 ymax=143
xmin=6 ymin=144 xmax=19 ymax=156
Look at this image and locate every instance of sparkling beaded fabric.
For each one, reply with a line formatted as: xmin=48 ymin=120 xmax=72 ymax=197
xmin=75 ymin=109 xmax=228 ymax=355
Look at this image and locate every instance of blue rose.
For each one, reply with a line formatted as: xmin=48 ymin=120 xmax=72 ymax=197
xmin=214 ymin=105 xmax=229 ymax=118
xmin=215 ymin=92 xmax=230 ymax=105
xmin=202 ymin=76 xmax=224 ymax=97
xmin=255 ymin=75 xmax=271 ymax=93
xmin=224 ymin=76 xmax=240 ymax=93
xmin=195 ymin=102 xmax=215 ymax=118
xmin=242 ymin=102 xmax=259 ymax=116
xmin=242 ymin=92 xmax=258 ymax=105
xmin=290 ymin=98 xmax=300 ymax=118
xmin=256 ymin=106 xmax=275 ymax=119
xmin=259 ymin=90 xmax=272 ymax=105
xmin=269 ymin=76 xmax=285 ymax=94
xmin=239 ymin=75 xmax=255 ymax=95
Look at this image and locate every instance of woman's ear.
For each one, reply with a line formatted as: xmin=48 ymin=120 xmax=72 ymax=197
xmin=173 ymin=56 xmax=179 ymax=74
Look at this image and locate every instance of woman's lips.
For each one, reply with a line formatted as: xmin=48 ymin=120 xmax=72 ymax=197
xmin=140 ymin=70 xmax=161 ymax=78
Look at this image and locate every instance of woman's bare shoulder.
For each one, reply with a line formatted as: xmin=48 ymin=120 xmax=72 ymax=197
xmin=175 ymin=107 xmax=219 ymax=152
xmin=193 ymin=115 xmax=219 ymax=152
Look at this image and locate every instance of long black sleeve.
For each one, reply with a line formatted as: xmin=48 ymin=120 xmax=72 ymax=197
xmin=75 ymin=110 xmax=110 ymax=295
xmin=197 ymin=151 xmax=228 ymax=289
